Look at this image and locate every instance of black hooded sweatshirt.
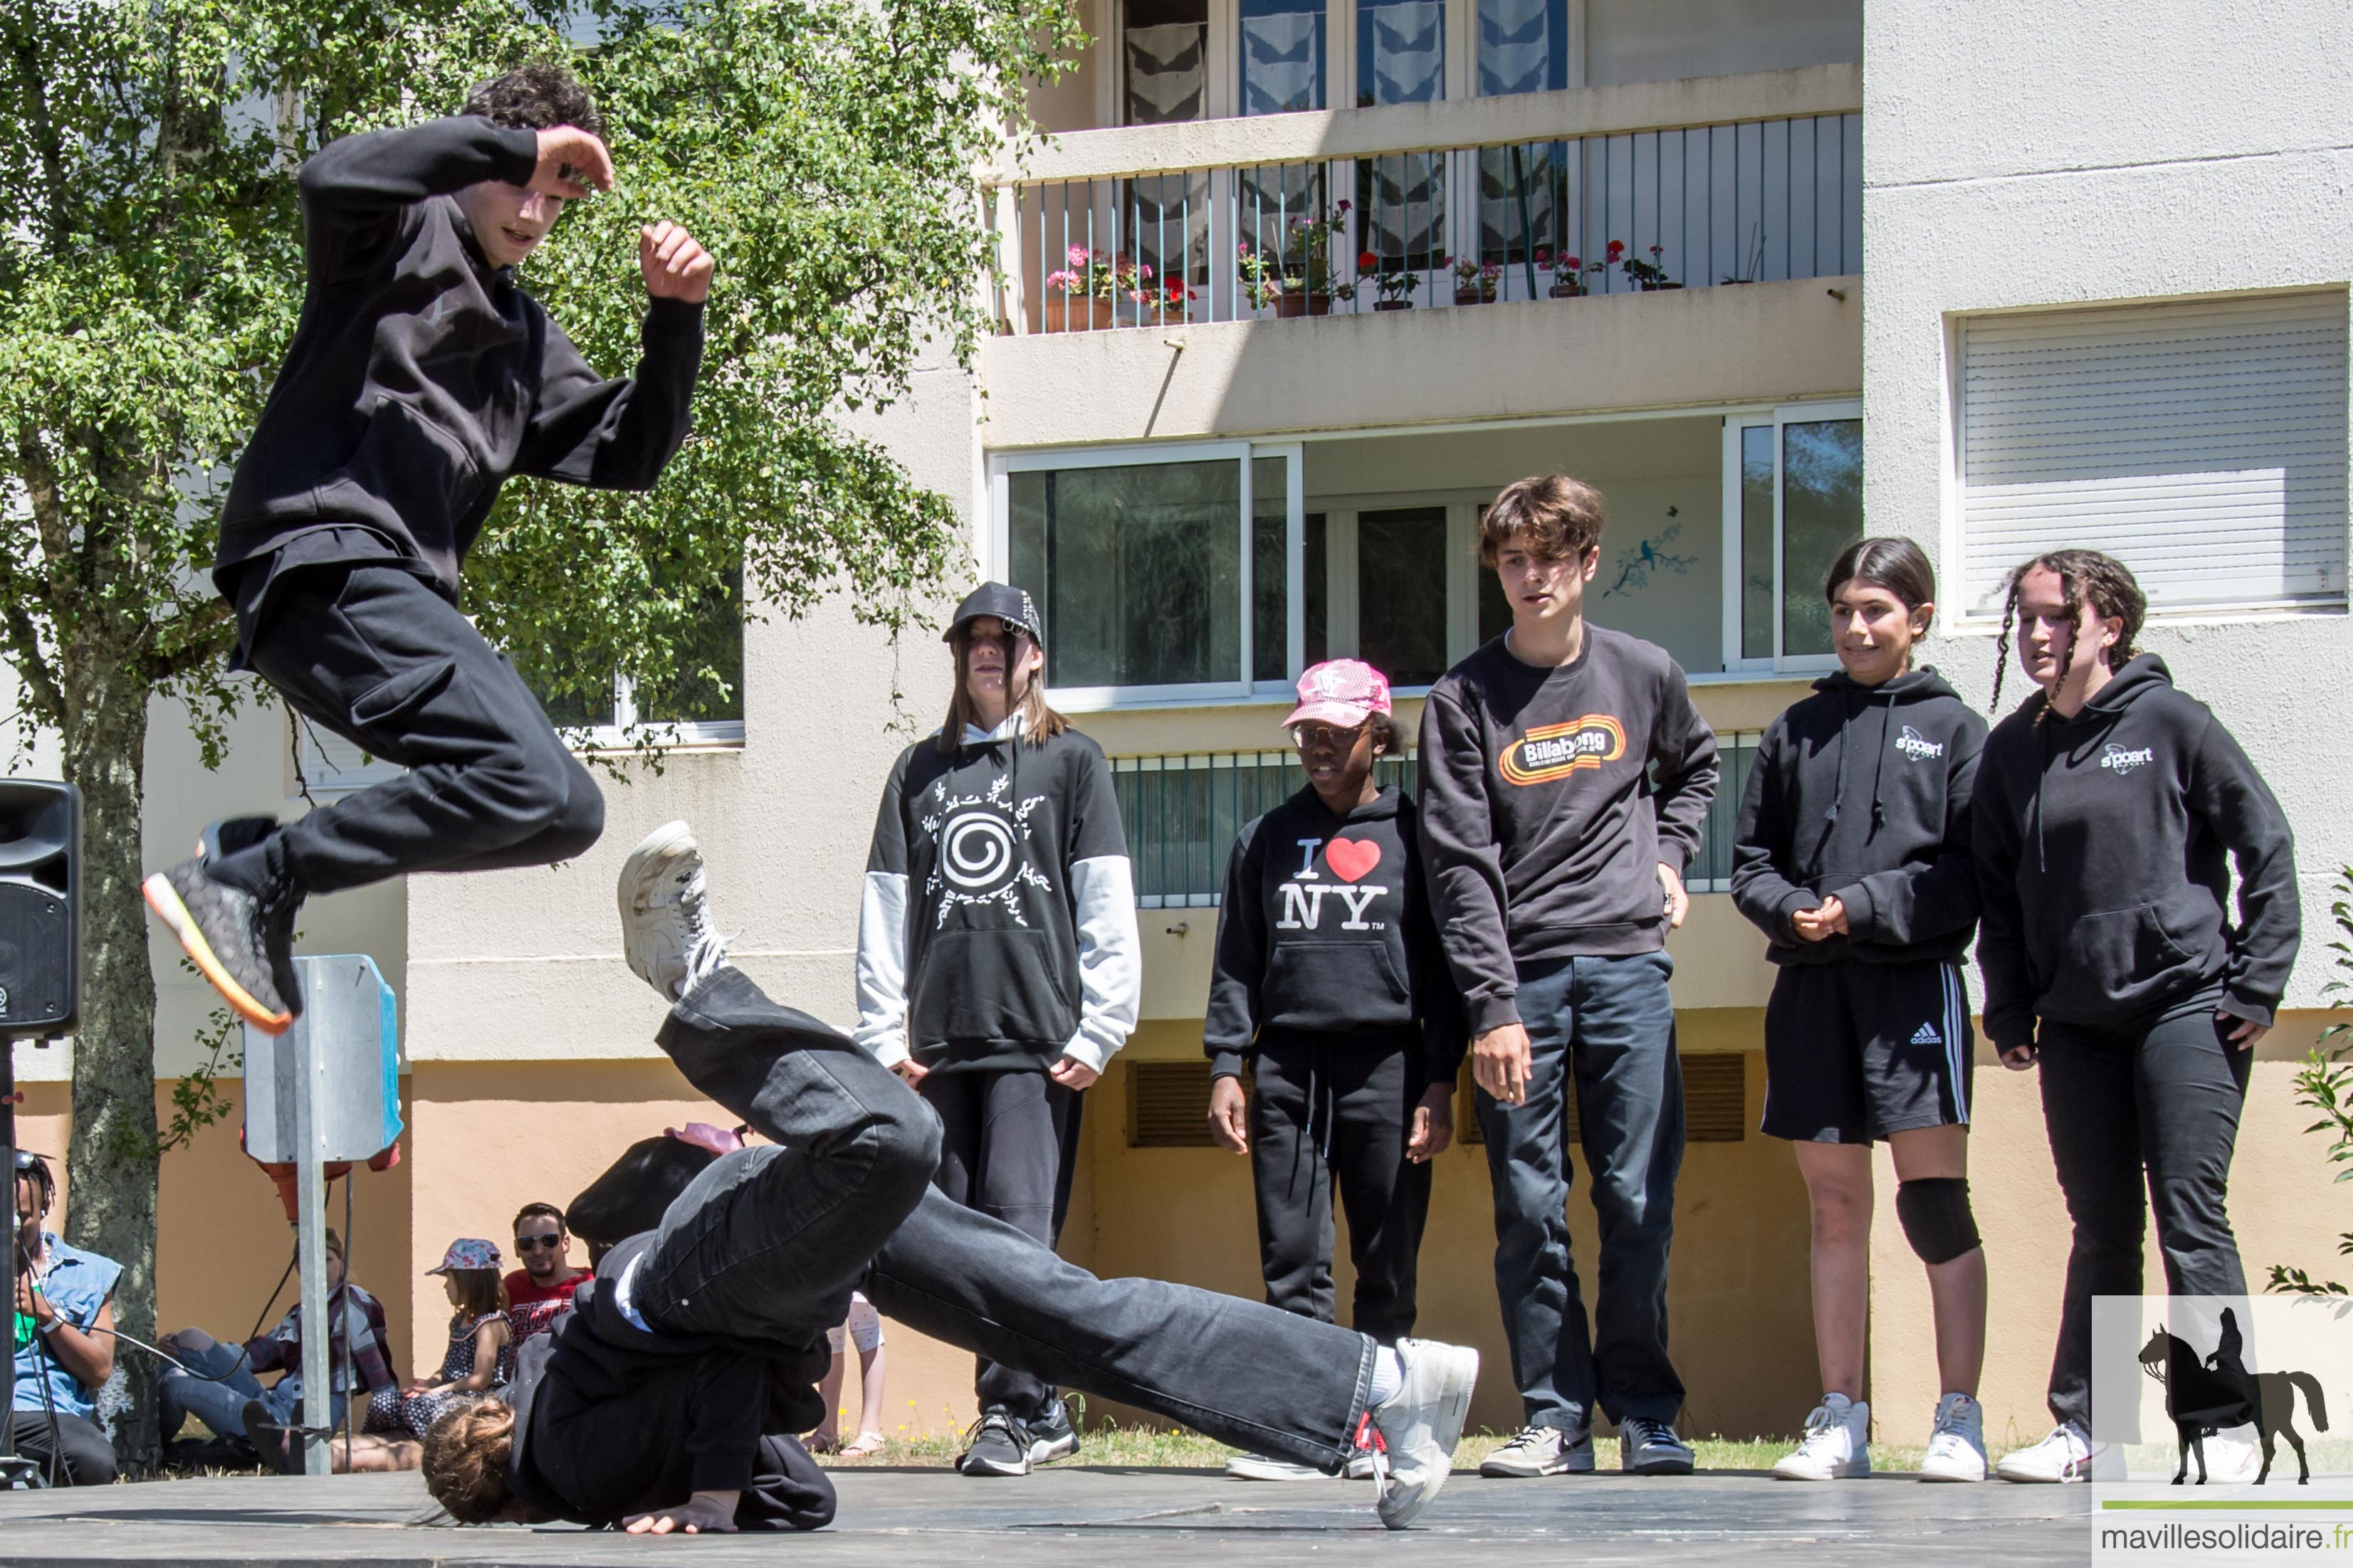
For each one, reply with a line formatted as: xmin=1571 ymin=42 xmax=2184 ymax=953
xmin=1971 ymin=655 xmax=2299 ymax=1048
xmin=218 ymin=116 xmax=705 ymax=601
xmin=1730 ymin=668 xmax=1986 ymax=967
xmin=1202 ymin=785 xmax=1468 ymax=1086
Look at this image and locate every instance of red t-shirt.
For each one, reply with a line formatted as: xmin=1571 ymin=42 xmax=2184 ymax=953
xmin=503 ymin=1268 xmax=589 ymax=1308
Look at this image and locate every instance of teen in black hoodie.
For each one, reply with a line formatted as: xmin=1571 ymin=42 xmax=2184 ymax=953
xmin=143 ymin=65 xmax=712 ymax=1036
xmin=854 ymin=584 xmax=1141 ymax=1478
xmin=1975 ymin=550 xmax=2298 ymax=1485
xmin=1202 ymin=662 xmax=1467 ymax=1483
xmin=1730 ymin=539 xmax=1990 ymax=1483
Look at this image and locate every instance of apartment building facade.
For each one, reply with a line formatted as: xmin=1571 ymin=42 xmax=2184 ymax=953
xmin=16 ymin=0 xmax=2348 ymax=1449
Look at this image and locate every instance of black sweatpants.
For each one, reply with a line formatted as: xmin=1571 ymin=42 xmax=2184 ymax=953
xmin=214 ymin=555 xmax=604 ymax=900
xmin=1249 ymin=1035 xmax=1430 ymax=1345
xmin=6 ymin=1409 xmax=116 ymax=1486
xmin=2035 ymin=988 xmax=2251 ymax=1433
xmin=918 ymin=1068 xmax=1082 ymax=1419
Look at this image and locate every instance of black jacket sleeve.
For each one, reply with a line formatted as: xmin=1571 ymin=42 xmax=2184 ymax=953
xmin=298 ymin=116 xmax=540 ymax=282
xmin=1971 ymin=747 xmax=2038 ymax=1050
xmin=2189 ymin=714 xmax=2300 ymax=1026
xmin=1840 ymin=715 xmax=1986 ymax=947
xmin=1417 ymin=688 xmax=1520 ymax=1036
xmin=1729 ymin=716 xmax=1820 ymax=943
xmin=514 ymin=300 xmax=705 ymax=491
xmin=1400 ymin=813 xmax=1469 ymax=1088
xmin=1202 ymin=824 xmax=1268 ymax=1080
xmin=1647 ymin=663 xmax=1719 ymax=875
xmin=682 ymin=1348 xmax=770 ymax=1498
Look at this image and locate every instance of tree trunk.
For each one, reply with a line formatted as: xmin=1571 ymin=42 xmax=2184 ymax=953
xmin=58 ymin=632 xmax=162 ymax=1476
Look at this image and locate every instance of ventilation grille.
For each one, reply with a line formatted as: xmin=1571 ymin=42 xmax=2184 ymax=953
xmin=1459 ymin=1053 xmax=1748 ymax=1145
xmin=1128 ymin=1061 xmax=1222 ymax=1148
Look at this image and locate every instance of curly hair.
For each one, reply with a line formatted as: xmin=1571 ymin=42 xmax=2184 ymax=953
xmin=1989 ymin=548 xmax=2146 ymax=715
xmin=1479 ymin=475 xmax=1607 ymax=565
xmin=461 ymin=62 xmax=604 ymax=139
xmin=421 ymin=1396 xmax=515 ymax=1524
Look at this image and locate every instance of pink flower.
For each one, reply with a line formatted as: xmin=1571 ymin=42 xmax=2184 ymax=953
xmin=1138 ymin=262 xmax=1154 ymax=280
xmin=1046 ymin=270 xmax=1074 ymax=289
xmin=1067 ymin=244 xmax=1091 ymax=268
xmin=1563 ymin=255 xmax=1581 ymax=270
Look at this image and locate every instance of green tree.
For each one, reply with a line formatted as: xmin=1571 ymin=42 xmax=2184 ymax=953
xmin=1 ymin=0 xmax=1076 ymax=1467
xmin=2270 ymin=866 xmax=2353 ymax=1295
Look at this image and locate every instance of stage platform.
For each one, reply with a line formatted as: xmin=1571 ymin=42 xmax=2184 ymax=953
xmin=0 ymin=1464 xmax=2092 ymax=1564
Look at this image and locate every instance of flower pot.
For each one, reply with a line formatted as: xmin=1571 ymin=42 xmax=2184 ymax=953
xmin=1274 ymin=292 xmax=1333 ymax=318
xmin=1373 ymin=299 xmax=1413 ymax=312
xmin=1454 ymin=288 xmax=1494 ymax=306
xmin=1546 ymin=282 xmax=1585 ymax=300
xmin=1043 ymin=295 xmax=1116 ymax=333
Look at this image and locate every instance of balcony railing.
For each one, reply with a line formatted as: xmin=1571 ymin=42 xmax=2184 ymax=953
xmin=994 ymin=111 xmax=1857 ymax=332
xmin=1113 ymin=735 xmax=1760 ymax=909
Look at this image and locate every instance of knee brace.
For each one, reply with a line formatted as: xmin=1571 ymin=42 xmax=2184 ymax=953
xmin=1895 ymin=1177 xmax=1981 ymax=1265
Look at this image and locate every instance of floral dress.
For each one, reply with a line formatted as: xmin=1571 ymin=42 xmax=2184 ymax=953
xmin=365 ymin=1310 xmax=514 ymax=1438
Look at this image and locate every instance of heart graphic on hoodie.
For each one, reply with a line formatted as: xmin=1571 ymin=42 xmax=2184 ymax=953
xmin=1324 ymin=837 xmax=1382 ymax=883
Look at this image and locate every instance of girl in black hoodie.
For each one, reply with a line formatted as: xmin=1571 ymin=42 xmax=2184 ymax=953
xmin=1974 ymin=550 xmax=2297 ymax=1485
xmin=1202 ymin=660 xmax=1467 ymax=1482
xmin=1732 ymin=538 xmax=1991 ymax=1483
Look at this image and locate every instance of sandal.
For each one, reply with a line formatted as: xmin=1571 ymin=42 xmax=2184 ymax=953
xmin=805 ymin=1432 xmax=842 ymax=1455
xmin=840 ymin=1431 xmax=886 ymax=1459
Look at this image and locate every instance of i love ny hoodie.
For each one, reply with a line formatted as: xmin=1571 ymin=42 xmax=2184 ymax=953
xmin=1202 ymin=785 xmax=1467 ymax=1086
xmin=1971 ymin=655 xmax=2299 ymax=1048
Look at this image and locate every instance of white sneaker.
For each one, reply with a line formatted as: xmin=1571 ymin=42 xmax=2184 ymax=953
xmin=1226 ymin=1453 xmax=1336 ymax=1481
xmin=1918 ymin=1393 xmax=1987 ymax=1482
xmin=1367 ymin=1338 xmax=1479 ymax=1530
xmin=1773 ymin=1395 xmax=1870 ymax=1480
xmin=1478 ymin=1423 xmax=1595 ymax=1477
xmin=2196 ymin=1432 xmax=2260 ymax=1485
xmin=619 ymin=821 xmax=728 ymax=1001
xmin=1996 ymin=1424 xmax=2122 ymax=1483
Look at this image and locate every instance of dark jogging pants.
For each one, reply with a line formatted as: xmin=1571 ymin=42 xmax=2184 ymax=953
xmin=641 ymin=967 xmax=1378 ymax=1480
xmin=5 ymin=1410 xmax=115 ymax=1487
xmin=2035 ymin=988 xmax=2252 ymax=1434
xmin=1249 ymin=1034 xmax=1431 ymax=1346
xmin=213 ymin=557 xmax=604 ymax=899
xmin=918 ymin=1068 xmax=1084 ymax=1421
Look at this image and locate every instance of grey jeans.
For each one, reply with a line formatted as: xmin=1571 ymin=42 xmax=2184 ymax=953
xmin=642 ymin=965 xmax=1378 ymax=1470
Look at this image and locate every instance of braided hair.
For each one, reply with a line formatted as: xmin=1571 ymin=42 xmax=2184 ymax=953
xmin=421 ymin=1396 xmax=516 ymax=1523
xmin=1989 ymin=549 xmax=2147 ymax=716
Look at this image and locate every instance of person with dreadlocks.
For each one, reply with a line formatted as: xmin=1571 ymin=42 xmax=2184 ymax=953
xmin=1972 ymin=549 xmax=2298 ymax=1485
xmin=11 ymin=1152 xmax=120 ymax=1485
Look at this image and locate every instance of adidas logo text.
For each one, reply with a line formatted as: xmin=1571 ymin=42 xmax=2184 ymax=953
xmin=1911 ymin=1022 xmax=1943 ymax=1046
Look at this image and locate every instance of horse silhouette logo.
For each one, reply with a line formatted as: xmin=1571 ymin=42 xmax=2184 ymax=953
xmin=2139 ymin=1309 xmax=2329 ymax=1484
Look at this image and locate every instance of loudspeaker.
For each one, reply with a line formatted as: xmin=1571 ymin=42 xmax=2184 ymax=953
xmin=0 ymin=779 xmax=79 ymax=1038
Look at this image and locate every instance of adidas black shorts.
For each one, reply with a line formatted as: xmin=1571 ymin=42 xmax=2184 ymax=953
xmin=1759 ymin=959 xmax=1973 ymax=1145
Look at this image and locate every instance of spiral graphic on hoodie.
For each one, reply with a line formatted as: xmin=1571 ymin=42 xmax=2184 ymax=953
xmin=941 ymin=811 xmax=1019 ymax=890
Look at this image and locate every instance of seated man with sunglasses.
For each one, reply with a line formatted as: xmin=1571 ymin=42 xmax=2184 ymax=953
xmin=505 ymin=1204 xmax=591 ymax=1348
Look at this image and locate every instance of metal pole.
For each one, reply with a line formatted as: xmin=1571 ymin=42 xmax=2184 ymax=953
xmin=1 ymin=1038 xmax=19 ymax=1462
xmin=291 ymin=958 xmax=330 ymax=1478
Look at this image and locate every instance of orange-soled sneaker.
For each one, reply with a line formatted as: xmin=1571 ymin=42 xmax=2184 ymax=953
xmin=142 ymin=852 xmax=296 ymax=1033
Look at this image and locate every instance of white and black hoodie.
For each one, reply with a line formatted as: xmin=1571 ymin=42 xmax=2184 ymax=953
xmin=1730 ymin=668 xmax=1986 ymax=967
xmin=855 ymin=716 xmax=1141 ymax=1073
xmin=1202 ymin=786 xmax=1468 ymax=1087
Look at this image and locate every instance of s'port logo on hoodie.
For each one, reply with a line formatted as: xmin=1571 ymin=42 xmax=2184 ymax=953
xmin=1500 ymin=715 xmax=1625 ymax=785
xmin=1895 ymin=725 xmax=1944 ymax=761
xmin=2101 ymin=742 xmax=2156 ymax=775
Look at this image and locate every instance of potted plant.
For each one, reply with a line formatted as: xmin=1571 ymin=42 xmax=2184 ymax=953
xmin=1042 ymin=245 xmax=1155 ymax=332
xmin=1239 ymin=201 xmax=1356 ymax=317
xmin=1363 ymin=251 xmax=1417 ymax=311
xmin=1536 ymin=247 xmax=1586 ymax=299
xmin=1591 ymin=238 xmax=1681 ymax=293
xmin=1452 ymin=257 xmax=1500 ymax=305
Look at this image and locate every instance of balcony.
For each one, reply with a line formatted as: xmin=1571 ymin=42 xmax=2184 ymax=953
xmin=989 ymin=63 xmax=1858 ymax=332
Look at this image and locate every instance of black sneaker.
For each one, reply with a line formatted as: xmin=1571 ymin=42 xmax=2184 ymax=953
xmin=956 ymin=1412 xmax=1031 ymax=1478
xmin=144 ymin=843 xmax=298 ymax=1034
xmin=1620 ymin=1416 xmax=1695 ymax=1475
xmin=1024 ymin=1399 xmax=1080 ymax=1466
xmin=242 ymin=1401 xmax=307 ymax=1475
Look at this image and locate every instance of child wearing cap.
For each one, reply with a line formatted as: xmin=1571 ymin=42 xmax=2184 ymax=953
xmin=852 ymin=582 xmax=1142 ymax=1479
xmin=367 ymin=1239 xmax=515 ymax=1443
xmin=1202 ymin=660 xmax=1467 ymax=1482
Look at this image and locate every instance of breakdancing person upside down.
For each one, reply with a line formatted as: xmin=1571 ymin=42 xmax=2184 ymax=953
xmin=416 ymin=824 xmax=1479 ymax=1534
xmin=143 ymin=63 xmax=714 ymax=1033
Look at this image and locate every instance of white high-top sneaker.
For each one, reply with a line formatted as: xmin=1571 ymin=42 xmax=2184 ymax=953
xmin=1918 ymin=1393 xmax=1988 ymax=1482
xmin=1996 ymin=1424 xmax=2123 ymax=1483
xmin=1773 ymin=1394 xmax=1870 ymax=1480
xmin=619 ymin=821 xmax=730 ymax=1001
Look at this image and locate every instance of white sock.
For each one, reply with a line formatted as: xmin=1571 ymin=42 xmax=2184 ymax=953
xmin=1369 ymin=1347 xmax=1405 ymax=1406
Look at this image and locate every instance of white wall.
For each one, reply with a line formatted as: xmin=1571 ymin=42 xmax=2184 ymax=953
xmin=1863 ymin=0 xmax=2353 ymax=1012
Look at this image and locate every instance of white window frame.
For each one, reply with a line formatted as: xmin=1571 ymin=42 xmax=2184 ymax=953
xmin=1720 ymin=398 xmax=1861 ymax=677
xmin=1306 ymin=487 xmax=1489 ymax=693
xmin=553 ymin=674 xmax=747 ymax=754
xmin=989 ymin=440 xmax=1304 ymax=707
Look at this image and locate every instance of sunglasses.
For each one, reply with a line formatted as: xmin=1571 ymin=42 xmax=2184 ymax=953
xmin=514 ymin=1233 xmax=567 ymax=1251
xmin=1291 ymin=722 xmax=1368 ymax=749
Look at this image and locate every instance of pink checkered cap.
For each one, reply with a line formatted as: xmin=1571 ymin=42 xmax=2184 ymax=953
xmin=1284 ymin=658 xmax=1393 ymax=729
xmin=426 ymin=1238 xmax=503 ymax=1275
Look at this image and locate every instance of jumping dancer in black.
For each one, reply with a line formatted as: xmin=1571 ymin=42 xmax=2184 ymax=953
xmin=142 ymin=63 xmax=714 ymax=1033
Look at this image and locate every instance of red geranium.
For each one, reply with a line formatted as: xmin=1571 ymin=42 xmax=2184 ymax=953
xmin=1606 ymin=238 xmax=1625 ymax=257
xmin=1358 ymin=250 xmax=1380 ymax=270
